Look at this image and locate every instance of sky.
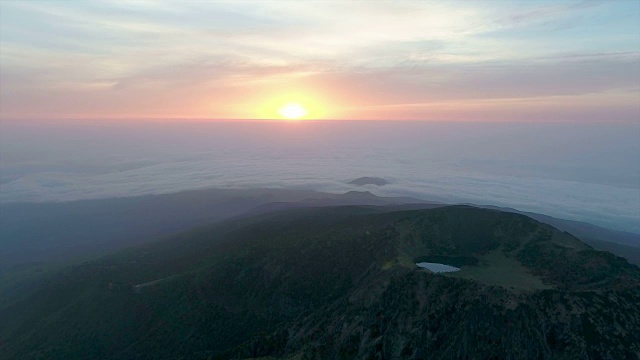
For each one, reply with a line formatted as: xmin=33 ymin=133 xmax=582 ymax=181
xmin=1 ymin=0 xmax=639 ymax=121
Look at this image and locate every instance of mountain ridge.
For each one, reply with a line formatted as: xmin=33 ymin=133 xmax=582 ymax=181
xmin=1 ymin=205 xmax=638 ymax=359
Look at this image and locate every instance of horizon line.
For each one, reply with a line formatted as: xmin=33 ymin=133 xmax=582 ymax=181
xmin=2 ymin=117 xmax=638 ymax=124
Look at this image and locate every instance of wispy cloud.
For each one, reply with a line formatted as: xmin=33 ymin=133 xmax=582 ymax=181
xmin=1 ymin=0 xmax=638 ymax=120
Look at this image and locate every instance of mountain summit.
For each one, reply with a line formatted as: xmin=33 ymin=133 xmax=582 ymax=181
xmin=1 ymin=206 xmax=638 ymax=359
xmin=349 ymin=177 xmax=389 ymax=186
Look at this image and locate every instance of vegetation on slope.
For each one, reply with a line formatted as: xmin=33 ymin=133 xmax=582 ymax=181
xmin=1 ymin=206 xmax=638 ymax=359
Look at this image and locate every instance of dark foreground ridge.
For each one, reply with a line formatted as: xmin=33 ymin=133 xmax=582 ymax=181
xmin=1 ymin=205 xmax=638 ymax=359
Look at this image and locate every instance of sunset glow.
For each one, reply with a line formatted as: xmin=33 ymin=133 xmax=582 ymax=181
xmin=0 ymin=1 xmax=638 ymax=122
xmin=278 ymin=103 xmax=308 ymax=120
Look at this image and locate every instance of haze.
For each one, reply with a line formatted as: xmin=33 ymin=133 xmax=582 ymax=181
xmin=1 ymin=120 xmax=638 ymax=233
xmin=0 ymin=1 xmax=639 ymax=231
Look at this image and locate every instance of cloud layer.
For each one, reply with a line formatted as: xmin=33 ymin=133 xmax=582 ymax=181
xmin=1 ymin=120 xmax=638 ymax=233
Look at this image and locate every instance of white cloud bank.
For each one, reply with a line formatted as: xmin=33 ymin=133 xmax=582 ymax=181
xmin=1 ymin=121 xmax=638 ymax=233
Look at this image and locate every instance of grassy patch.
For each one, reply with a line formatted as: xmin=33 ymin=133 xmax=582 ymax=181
xmin=449 ymin=250 xmax=552 ymax=292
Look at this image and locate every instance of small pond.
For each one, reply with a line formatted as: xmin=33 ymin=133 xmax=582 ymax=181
xmin=416 ymin=262 xmax=460 ymax=273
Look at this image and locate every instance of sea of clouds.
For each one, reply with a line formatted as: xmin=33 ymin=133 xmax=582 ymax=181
xmin=1 ymin=120 xmax=638 ymax=233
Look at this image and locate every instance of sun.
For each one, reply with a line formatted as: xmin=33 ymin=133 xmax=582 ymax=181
xmin=278 ymin=102 xmax=308 ymax=119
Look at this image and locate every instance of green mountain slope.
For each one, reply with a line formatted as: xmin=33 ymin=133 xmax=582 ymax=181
xmin=1 ymin=206 xmax=638 ymax=359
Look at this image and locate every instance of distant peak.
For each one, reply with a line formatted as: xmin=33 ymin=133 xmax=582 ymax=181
xmin=343 ymin=190 xmax=376 ymax=197
xmin=348 ymin=177 xmax=389 ymax=186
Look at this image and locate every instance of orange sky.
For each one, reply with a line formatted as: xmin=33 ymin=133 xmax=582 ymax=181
xmin=1 ymin=1 xmax=639 ymax=122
